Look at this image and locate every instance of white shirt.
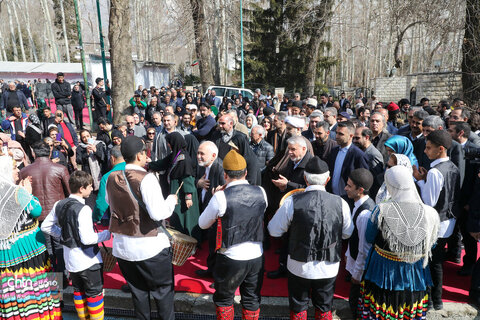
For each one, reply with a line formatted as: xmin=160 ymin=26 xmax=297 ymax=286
xmin=268 ymin=185 xmax=353 ymax=279
xmin=198 ymin=180 xmax=267 ymax=261
xmin=345 ymin=196 xmax=373 ymax=281
xmin=417 ymin=157 xmax=455 ymax=238
xmin=106 ymin=164 xmax=177 ymax=261
xmin=41 ymin=195 xmax=111 ymax=273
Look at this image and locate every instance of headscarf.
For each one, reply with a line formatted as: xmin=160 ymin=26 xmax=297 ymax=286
xmin=245 ymin=114 xmax=258 ymax=134
xmin=0 ymin=156 xmax=33 ymax=249
xmin=375 ymin=153 xmax=413 ymax=204
xmin=165 ymin=132 xmax=194 ymax=180
xmin=384 ymin=135 xmax=418 ymax=167
xmin=374 ymin=165 xmax=439 ymax=267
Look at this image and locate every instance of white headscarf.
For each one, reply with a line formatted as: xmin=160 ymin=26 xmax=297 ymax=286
xmin=0 ymin=156 xmax=32 ymax=249
xmin=375 ymin=153 xmax=414 ymax=203
xmin=375 ymin=165 xmax=439 ymax=266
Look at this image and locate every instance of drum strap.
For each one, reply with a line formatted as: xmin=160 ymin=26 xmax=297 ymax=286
xmin=121 ymin=170 xmax=172 ymax=241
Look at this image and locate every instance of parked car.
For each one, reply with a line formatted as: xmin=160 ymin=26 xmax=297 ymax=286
xmin=206 ymin=86 xmax=254 ymax=100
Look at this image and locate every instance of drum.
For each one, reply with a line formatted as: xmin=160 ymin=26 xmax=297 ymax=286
xmin=167 ymin=228 xmax=198 ymax=266
xmin=279 ymin=188 xmax=305 ymax=206
xmin=100 ymin=246 xmax=117 ymax=272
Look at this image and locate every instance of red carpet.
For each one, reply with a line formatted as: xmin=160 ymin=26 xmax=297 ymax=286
xmin=97 ymin=229 xmax=477 ymax=303
xmin=45 ymin=99 xmax=92 ymax=124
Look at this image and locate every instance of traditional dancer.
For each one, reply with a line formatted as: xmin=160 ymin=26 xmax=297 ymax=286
xmin=268 ymin=156 xmax=353 ymax=320
xmin=199 ymin=149 xmax=267 ymax=320
xmin=42 ymin=171 xmax=110 ymax=320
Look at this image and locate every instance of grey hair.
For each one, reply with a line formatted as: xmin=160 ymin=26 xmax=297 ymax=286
xmin=152 ymin=111 xmax=162 ymax=117
xmin=370 ymin=112 xmax=386 ymax=125
xmin=111 ymin=145 xmax=123 ymax=159
xmin=325 ymin=107 xmax=337 ymax=117
xmin=413 ymin=110 xmax=429 ymax=121
xmin=275 ymin=111 xmax=287 ymax=121
xmin=410 ymin=106 xmax=422 ymax=113
xmin=287 ymin=135 xmax=307 ymax=148
xmin=199 ymin=141 xmax=219 ymax=157
xmin=315 ymin=121 xmax=330 ymax=131
xmin=252 ymin=125 xmax=265 ymax=137
xmin=423 ymin=115 xmax=445 ymax=130
xmin=304 ymin=171 xmax=330 ymax=186
xmin=309 ymin=111 xmax=324 ymax=122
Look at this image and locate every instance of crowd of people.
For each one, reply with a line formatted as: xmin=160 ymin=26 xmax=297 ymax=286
xmin=1 ymin=72 xmax=480 ymax=320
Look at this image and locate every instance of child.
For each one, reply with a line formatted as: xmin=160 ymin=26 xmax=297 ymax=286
xmin=42 ymin=171 xmax=111 ymax=320
xmin=413 ymin=129 xmax=460 ymax=310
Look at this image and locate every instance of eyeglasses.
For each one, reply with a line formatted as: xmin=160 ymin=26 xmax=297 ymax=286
xmin=55 ymin=114 xmax=62 ymax=117
xmin=126 ymin=122 xmax=134 ymax=124
xmin=147 ymin=132 xmax=155 ymax=135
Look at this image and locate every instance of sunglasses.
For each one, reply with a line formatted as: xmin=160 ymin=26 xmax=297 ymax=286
xmin=55 ymin=114 xmax=62 ymax=117
xmin=147 ymin=132 xmax=155 ymax=135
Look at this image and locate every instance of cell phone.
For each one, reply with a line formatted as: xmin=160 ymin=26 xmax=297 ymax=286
xmin=88 ymin=138 xmax=95 ymax=145
xmin=52 ymin=150 xmax=60 ymax=159
xmin=56 ymin=133 xmax=62 ymax=141
xmin=2 ymin=146 xmax=7 ymax=155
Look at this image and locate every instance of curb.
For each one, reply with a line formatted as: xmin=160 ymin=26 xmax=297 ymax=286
xmin=63 ymin=288 xmax=480 ymax=319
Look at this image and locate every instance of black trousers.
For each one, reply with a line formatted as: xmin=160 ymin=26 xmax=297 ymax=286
xmin=429 ymin=237 xmax=448 ymax=305
xmin=70 ymin=263 xmax=103 ymax=297
xmin=117 ymin=248 xmax=174 ymax=320
xmin=213 ymin=254 xmax=264 ymax=311
xmin=206 ymin=223 xmax=217 ymax=271
xmin=42 ymin=230 xmax=68 ymax=282
xmin=448 ymin=209 xmax=477 ymax=267
xmin=470 ymin=256 xmax=480 ymax=303
xmin=74 ymin=108 xmax=84 ymax=129
xmin=349 ymin=282 xmax=361 ymax=316
xmin=288 ymin=271 xmax=336 ymax=313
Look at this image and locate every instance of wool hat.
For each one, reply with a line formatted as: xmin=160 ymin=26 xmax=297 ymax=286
xmin=285 ymin=116 xmax=305 ymax=128
xmin=121 ymin=136 xmax=145 ymax=159
xmin=223 ymin=149 xmax=247 ymax=171
xmin=305 ymin=156 xmax=329 ymax=174
xmin=387 ymin=102 xmax=400 ymax=112
xmin=292 ymin=100 xmax=303 ymax=109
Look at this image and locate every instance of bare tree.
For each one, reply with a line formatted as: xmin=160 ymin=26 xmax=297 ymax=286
xmin=5 ymin=0 xmax=18 ymax=61
xmin=462 ymin=0 xmax=480 ymax=105
xmin=59 ymin=0 xmax=70 ymax=62
xmin=10 ymin=0 xmax=26 ymax=61
xmin=18 ymin=0 xmax=38 ymax=62
xmin=109 ymin=0 xmax=134 ymax=122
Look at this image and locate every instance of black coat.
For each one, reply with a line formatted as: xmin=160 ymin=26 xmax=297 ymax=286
xmin=196 ymin=158 xmax=225 ymax=211
xmin=71 ymin=89 xmax=85 ymax=111
xmin=283 ymin=151 xmax=314 ymax=192
xmin=51 ymin=80 xmax=72 ymax=105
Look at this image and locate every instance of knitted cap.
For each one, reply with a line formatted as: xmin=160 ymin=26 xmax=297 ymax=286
xmin=223 ymin=149 xmax=246 ymax=171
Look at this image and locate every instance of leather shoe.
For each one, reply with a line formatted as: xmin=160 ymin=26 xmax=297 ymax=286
xmin=445 ymin=253 xmax=461 ymax=264
xmin=121 ymin=284 xmax=131 ymax=293
xmin=433 ymin=302 xmax=443 ymax=310
xmin=195 ymin=269 xmax=213 ymax=278
xmin=458 ymin=264 xmax=474 ymax=276
xmin=267 ymin=268 xmax=287 ymax=279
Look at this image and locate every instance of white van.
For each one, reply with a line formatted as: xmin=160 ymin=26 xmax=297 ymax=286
xmin=206 ymin=86 xmax=254 ymax=100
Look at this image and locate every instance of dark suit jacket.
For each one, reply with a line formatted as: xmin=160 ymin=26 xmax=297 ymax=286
xmin=196 ymin=158 xmax=225 ymax=211
xmin=461 ymin=140 xmax=479 ymax=206
xmin=327 ymin=144 xmax=369 ymax=193
xmin=372 ymin=131 xmax=391 ymax=164
xmin=283 ymin=151 xmax=314 ymax=192
xmin=301 ymin=129 xmax=314 ymax=141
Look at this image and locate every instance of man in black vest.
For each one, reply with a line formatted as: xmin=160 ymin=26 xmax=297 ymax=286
xmin=268 ymin=156 xmax=353 ymax=320
xmin=199 ymin=149 xmax=267 ymax=320
xmin=413 ymin=130 xmax=460 ymax=311
xmin=195 ymin=141 xmax=225 ymax=278
xmin=344 ymin=168 xmax=375 ymax=316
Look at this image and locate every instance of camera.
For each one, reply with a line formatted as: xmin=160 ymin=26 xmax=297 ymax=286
xmin=464 ymin=146 xmax=480 ymax=163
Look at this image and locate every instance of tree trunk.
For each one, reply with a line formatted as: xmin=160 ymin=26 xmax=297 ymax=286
xmin=5 ymin=1 xmax=19 ymax=61
xmin=0 ymin=28 xmax=7 ymax=61
xmin=10 ymin=0 xmax=26 ymax=62
xmin=462 ymin=0 xmax=480 ymax=105
xmin=59 ymin=0 xmax=70 ymax=62
xmin=303 ymin=0 xmax=335 ymax=95
xmin=109 ymin=0 xmax=135 ymax=122
xmin=190 ymin=0 xmax=214 ymax=92
xmin=19 ymin=0 xmax=38 ymax=62
xmin=40 ymin=0 xmax=57 ymax=62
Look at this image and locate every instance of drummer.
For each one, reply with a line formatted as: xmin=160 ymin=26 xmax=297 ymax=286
xmin=268 ymin=156 xmax=353 ymax=320
xmin=105 ymin=136 xmax=178 ymax=320
xmin=199 ymin=149 xmax=268 ymax=320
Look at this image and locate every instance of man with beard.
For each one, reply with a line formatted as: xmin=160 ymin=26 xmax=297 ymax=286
xmin=215 ymin=114 xmax=261 ymax=185
xmin=267 ymin=135 xmax=314 ymax=280
xmin=312 ymin=121 xmax=337 ymax=162
xmin=195 ymin=141 xmax=225 ymax=278
xmin=193 ymin=103 xmax=216 ymax=141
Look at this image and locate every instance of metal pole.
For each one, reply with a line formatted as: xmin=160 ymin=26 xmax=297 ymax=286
xmin=240 ymin=0 xmax=244 ymax=88
xmin=73 ymin=0 xmax=93 ymax=127
xmin=96 ymin=0 xmax=109 ymax=103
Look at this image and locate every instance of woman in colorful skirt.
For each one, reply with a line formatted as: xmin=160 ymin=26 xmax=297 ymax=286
xmin=359 ymin=165 xmax=439 ymax=319
xmin=0 ymin=156 xmax=61 ymax=320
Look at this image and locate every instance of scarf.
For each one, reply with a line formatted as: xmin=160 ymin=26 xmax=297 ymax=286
xmin=79 ymin=140 xmax=104 ymax=191
xmin=374 ymin=166 xmax=438 ymax=267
